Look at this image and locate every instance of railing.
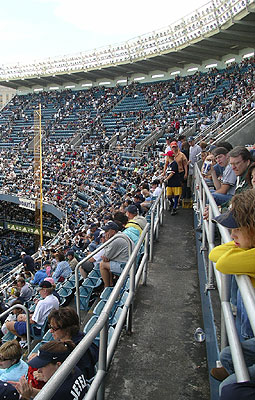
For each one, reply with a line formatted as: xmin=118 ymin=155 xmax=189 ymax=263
xmin=34 ymin=188 xmax=165 ymax=400
xmin=194 ymin=163 xmax=255 ymax=383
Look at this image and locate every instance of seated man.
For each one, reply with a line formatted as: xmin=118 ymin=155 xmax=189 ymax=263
xmin=16 ymin=277 xmax=33 ymax=304
xmin=209 ymin=147 xmax=236 ymax=205
xmin=99 ymin=222 xmax=132 ymax=287
xmin=6 ymin=281 xmax=59 ymax=347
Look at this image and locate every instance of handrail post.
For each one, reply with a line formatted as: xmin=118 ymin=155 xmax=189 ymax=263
xmin=97 ymin=322 xmax=108 ymax=400
xmin=127 ymin=258 xmax=135 ymax=334
xmin=142 ymin=231 xmax=149 ymax=286
xmin=149 ymin=208 xmax=154 ymax=262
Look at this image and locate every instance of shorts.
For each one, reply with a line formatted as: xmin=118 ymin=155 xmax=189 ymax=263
xmin=110 ymin=261 xmax=126 ymax=275
xmin=80 ymin=261 xmax=94 ymax=273
xmin=14 ymin=321 xmax=27 ymax=336
xmin=14 ymin=321 xmax=43 ymax=336
xmin=166 ymin=187 xmax=182 ymax=196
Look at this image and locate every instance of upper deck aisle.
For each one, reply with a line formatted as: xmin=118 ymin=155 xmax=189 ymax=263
xmin=105 ymin=207 xmax=210 ymax=400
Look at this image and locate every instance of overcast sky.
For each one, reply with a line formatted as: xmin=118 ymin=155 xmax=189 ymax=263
xmin=1 ymin=0 xmax=208 ymax=65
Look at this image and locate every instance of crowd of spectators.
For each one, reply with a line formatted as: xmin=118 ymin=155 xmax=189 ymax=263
xmin=0 ymin=57 xmax=254 ymax=398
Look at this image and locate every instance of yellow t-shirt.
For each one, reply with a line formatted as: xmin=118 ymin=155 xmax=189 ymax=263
xmin=209 ymin=241 xmax=255 ymax=286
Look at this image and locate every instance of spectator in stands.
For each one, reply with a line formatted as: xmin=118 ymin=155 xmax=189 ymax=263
xmin=164 ymin=150 xmax=182 ymax=215
xmin=228 ymin=146 xmax=253 ymax=198
xmin=209 ymin=189 xmax=255 ymax=393
xmin=47 ymin=307 xmax=98 ymax=379
xmin=209 ymin=147 xmax=237 ymax=205
xmin=1 ymin=300 xmax=24 ymax=336
xmin=16 ymin=277 xmax=33 ymax=304
xmin=100 ymin=221 xmax=131 ymax=287
xmin=30 ymin=265 xmax=48 ymax=286
xmin=6 ymin=280 xmax=59 ymax=347
xmin=52 ymin=252 xmax=72 ymax=283
xmin=79 ymin=232 xmax=106 ymax=279
xmin=21 ymin=252 xmax=35 ymax=273
xmin=247 ymin=162 xmax=255 ymax=188
xmin=12 ymin=340 xmax=87 ymax=399
xmin=0 ymin=340 xmax=28 ymax=381
xmin=125 ymin=205 xmax=147 ymax=232
xmin=66 ymin=250 xmax=78 ymax=271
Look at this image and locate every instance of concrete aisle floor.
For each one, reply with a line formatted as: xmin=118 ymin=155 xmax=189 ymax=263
xmin=105 ymin=208 xmax=210 ymax=400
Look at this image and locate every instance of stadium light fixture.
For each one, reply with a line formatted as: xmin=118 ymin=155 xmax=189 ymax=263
xmin=34 ymin=88 xmax=43 ymax=92
xmin=243 ymin=52 xmax=254 ymax=59
xmin=225 ymin=58 xmax=235 ymax=64
xmin=187 ymin=67 xmax=198 ymax=72
xmin=117 ymin=79 xmax=127 ymax=83
xmin=205 ymin=63 xmax=217 ymax=68
xmin=134 ymin=76 xmax=145 ymax=81
xmin=170 ymin=70 xmax=180 ymax=75
xmin=99 ymin=81 xmax=111 ymax=85
xmin=65 ymin=85 xmax=75 ymax=89
xmin=49 ymin=86 xmax=59 ymax=90
xmin=81 ymin=83 xmax=92 ymax=87
xmin=151 ymin=74 xmax=164 ymax=78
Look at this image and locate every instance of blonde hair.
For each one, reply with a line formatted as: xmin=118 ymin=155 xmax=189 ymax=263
xmin=0 ymin=339 xmax=22 ymax=362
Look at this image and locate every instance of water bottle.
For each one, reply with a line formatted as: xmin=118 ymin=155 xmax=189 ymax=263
xmin=194 ymin=327 xmax=205 ymax=342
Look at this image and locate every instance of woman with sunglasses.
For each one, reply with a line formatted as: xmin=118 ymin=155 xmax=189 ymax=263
xmin=47 ymin=307 xmax=98 ymax=380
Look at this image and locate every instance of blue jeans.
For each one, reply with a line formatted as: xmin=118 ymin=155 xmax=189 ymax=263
xmin=210 ymin=190 xmax=233 ymax=206
xmin=219 ymin=338 xmax=255 ymax=395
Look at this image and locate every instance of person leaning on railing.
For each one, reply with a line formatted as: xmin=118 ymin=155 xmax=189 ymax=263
xmin=209 ymin=189 xmax=255 ymax=395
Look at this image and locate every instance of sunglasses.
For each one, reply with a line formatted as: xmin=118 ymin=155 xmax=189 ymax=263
xmin=49 ymin=325 xmax=61 ymax=332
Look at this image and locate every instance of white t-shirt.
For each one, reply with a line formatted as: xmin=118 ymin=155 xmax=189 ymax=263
xmin=32 ymin=294 xmax=59 ymax=326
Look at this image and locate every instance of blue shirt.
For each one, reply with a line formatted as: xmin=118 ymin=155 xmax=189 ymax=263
xmin=0 ymin=359 xmax=28 ymax=382
xmin=52 ymin=261 xmax=72 ymax=283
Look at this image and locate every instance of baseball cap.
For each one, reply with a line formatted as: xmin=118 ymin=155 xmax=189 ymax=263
xmin=28 ymin=348 xmax=71 ymax=369
xmin=126 ymin=205 xmax=138 ymax=215
xmin=162 ymin=150 xmax=175 ymax=157
xmin=0 ymin=381 xmax=19 ymax=400
xmin=102 ymin=221 xmax=120 ymax=232
xmin=43 ymin=260 xmax=51 ymax=266
xmin=188 ymin=136 xmax=195 ymax=142
xmin=44 ymin=277 xmax=55 ymax=285
xmin=212 ymin=210 xmax=239 ymax=229
xmin=38 ymin=280 xmax=53 ymax=290
xmin=170 ymin=141 xmax=178 ymax=147
xmin=21 ymin=252 xmax=26 ymax=256
xmin=166 ymin=136 xmax=170 ymax=140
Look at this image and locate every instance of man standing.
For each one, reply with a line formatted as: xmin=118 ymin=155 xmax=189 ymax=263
xmin=187 ymin=136 xmax=202 ymax=198
xmin=21 ymin=252 xmax=35 ymax=273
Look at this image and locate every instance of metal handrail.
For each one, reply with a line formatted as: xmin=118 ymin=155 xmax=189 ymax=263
xmin=0 ymin=304 xmax=32 ymax=354
xmin=194 ymin=163 xmax=254 ymax=382
xmin=34 ymin=190 xmax=164 ymax=400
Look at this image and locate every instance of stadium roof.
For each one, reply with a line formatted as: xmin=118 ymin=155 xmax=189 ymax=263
xmin=0 ymin=0 xmax=254 ymax=90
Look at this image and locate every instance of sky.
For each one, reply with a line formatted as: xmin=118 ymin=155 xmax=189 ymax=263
xmin=1 ymin=0 xmax=208 ymax=65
